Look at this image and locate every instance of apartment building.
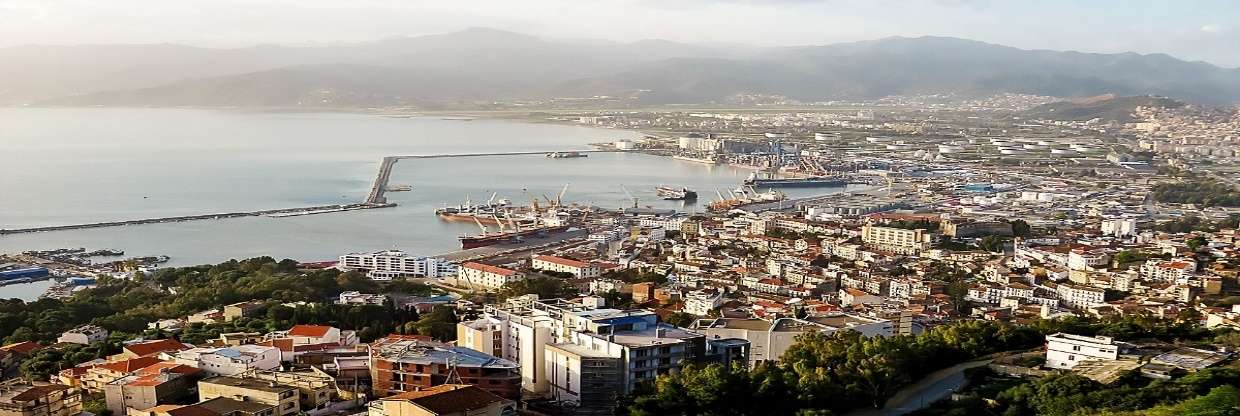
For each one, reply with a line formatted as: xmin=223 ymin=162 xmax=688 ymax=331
xmin=367 ymin=384 xmax=516 ymax=416
xmin=338 ymin=250 xmax=457 ymax=280
xmin=369 ymin=335 xmax=521 ymax=400
xmin=860 ymin=225 xmax=931 ymax=255
xmin=0 ymin=381 xmax=82 ymax=416
xmin=682 ymin=290 xmax=723 ymax=316
xmin=1054 ymin=283 xmax=1106 ymax=309
xmin=198 ymin=376 xmax=300 ymax=416
xmin=531 ymin=255 xmax=600 ymax=278
xmin=457 ymin=262 xmax=525 ymax=290
xmin=171 ymin=346 xmax=281 ymax=376
xmin=103 ymin=362 xmax=201 ymax=415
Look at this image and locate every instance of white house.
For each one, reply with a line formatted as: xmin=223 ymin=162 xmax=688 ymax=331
xmin=1045 ymin=333 xmax=1120 ymax=369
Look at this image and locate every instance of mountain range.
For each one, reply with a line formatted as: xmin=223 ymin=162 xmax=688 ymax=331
xmin=4 ymin=28 xmax=1240 ymax=108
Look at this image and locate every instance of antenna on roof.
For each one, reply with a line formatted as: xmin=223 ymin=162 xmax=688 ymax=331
xmin=444 ymin=355 xmax=463 ymax=385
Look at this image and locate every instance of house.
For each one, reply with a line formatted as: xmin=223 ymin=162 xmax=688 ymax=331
xmin=111 ymin=339 xmax=190 ymax=361
xmin=171 ymin=346 xmax=281 ymax=376
xmin=1045 ymin=333 xmax=1121 ymax=370
xmin=73 ymin=357 xmax=164 ymax=392
xmin=223 ymin=302 xmax=264 ymax=322
xmin=839 ymin=288 xmax=882 ymax=306
xmin=367 ymin=384 xmax=516 ymax=416
xmin=57 ymin=325 xmax=108 ymax=345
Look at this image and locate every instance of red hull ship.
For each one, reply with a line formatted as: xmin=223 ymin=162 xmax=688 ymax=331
xmin=459 ymin=225 xmax=570 ymax=249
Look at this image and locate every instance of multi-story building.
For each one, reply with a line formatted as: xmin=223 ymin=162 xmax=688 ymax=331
xmin=457 ymin=262 xmax=525 ymax=290
xmin=338 ymin=250 xmax=456 ymax=280
xmin=369 ymin=335 xmax=521 ymax=400
xmin=1067 ymin=249 xmax=1109 ymax=271
xmin=103 ymin=362 xmax=201 ymax=415
xmin=941 ymin=220 xmax=1012 ymax=238
xmin=367 ymin=384 xmax=516 ymax=416
xmin=1100 ymin=218 xmax=1137 ymax=237
xmin=110 ymin=339 xmax=191 ymax=361
xmin=682 ymin=290 xmax=723 ymax=316
xmin=198 ymin=376 xmax=300 ymax=416
xmin=171 ymin=345 xmax=281 ymax=376
xmin=860 ymin=225 xmax=931 ymax=255
xmin=1054 ymin=283 xmax=1106 ymax=309
xmin=223 ymin=301 xmax=264 ymax=322
xmin=1139 ymin=259 xmax=1196 ymax=283
xmin=73 ymin=357 xmax=164 ymax=392
xmin=1045 ymin=333 xmax=1121 ymax=370
xmin=0 ymin=381 xmax=82 ymax=416
xmin=531 ymin=255 xmax=600 ymax=278
xmin=56 ymin=325 xmax=108 ymax=345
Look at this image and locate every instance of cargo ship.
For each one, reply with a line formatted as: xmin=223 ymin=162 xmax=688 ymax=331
xmin=656 ymin=186 xmax=698 ymax=200
xmin=744 ymin=172 xmax=846 ymax=188
xmin=435 ymin=195 xmax=513 ymax=225
xmin=546 ymin=151 xmax=588 ymax=158
xmin=459 ymin=225 xmax=570 ymax=249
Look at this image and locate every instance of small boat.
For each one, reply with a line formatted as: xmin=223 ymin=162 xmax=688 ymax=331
xmin=546 ymin=151 xmax=588 ymax=159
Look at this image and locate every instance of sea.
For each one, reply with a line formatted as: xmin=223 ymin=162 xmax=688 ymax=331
xmin=0 ymin=108 xmax=856 ymax=301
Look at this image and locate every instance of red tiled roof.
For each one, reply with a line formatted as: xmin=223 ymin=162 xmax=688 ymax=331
xmin=124 ymin=339 xmax=189 ymax=357
xmin=136 ymin=362 xmax=202 ymax=376
xmin=10 ymin=384 xmax=71 ymax=402
xmin=389 ymin=384 xmax=508 ymax=414
xmin=533 ymin=255 xmax=590 ymax=269
xmin=288 ymin=325 xmax=333 ymax=338
xmin=1 ymin=341 xmax=42 ymax=355
xmin=259 ymin=338 xmax=295 ymax=352
xmin=95 ymin=357 xmax=163 ymax=374
xmin=461 ymin=262 xmax=520 ymax=276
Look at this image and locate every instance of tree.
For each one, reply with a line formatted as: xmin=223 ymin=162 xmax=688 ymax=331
xmin=414 ymin=306 xmax=459 ymax=341
xmin=498 ymin=277 xmax=578 ymax=301
xmin=977 ymin=235 xmax=1007 ymax=253
xmin=663 ymin=312 xmax=698 ymax=327
xmin=1186 ymin=235 xmax=1208 ymax=252
xmin=1010 ymin=219 xmax=1032 ymax=237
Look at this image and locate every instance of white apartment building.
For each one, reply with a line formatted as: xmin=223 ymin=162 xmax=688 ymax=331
xmin=1100 ymin=218 xmax=1137 ymax=237
xmin=683 ymin=290 xmax=724 ymax=316
xmin=1139 ymin=259 xmax=1196 ymax=283
xmin=337 ymin=250 xmax=456 ymax=280
xmin=1067 ymin=249 xmax=1109 ymax=271
xmin=531 ymin=255 xmax=600 ymax=278
xmin=1055 ymin=283 xmax=1106 ymax=309
xmin=458 ymin=262 xmax=526 ymax=290
xmin=171 ymin=345 xmax=281 ymax=376
xmin=1045 ymin=333 xmax=1120 ymax=369
xmin=57 ymin=325 xmax=109 ymax=345
xmin=860 ymin=225 xmax=931 ymax=255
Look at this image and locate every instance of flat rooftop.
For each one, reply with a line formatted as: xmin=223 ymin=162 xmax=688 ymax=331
xmin=200 ymin=376 xmax=293 ymax=393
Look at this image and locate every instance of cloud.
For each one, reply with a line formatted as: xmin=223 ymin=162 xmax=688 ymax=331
xmin=1200 ymin=24 xmax=1226 ymax=34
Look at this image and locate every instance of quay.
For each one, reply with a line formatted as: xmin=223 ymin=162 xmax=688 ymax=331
xmin=0 ymin=203 xmax=393 ymax=235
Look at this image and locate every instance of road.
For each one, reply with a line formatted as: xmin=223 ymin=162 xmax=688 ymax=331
xmin=847 ymin=358 xmax=994 ymax=416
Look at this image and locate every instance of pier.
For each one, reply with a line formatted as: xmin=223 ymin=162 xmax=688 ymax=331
xmin=2 ymin=149 xmax=612 ymax=236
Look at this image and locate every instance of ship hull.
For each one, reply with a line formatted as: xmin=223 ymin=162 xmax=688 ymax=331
xmin=459 ymin=226 xmax=570 ymax=249
xmin=437 ymin=213 xmax=504 ymax=225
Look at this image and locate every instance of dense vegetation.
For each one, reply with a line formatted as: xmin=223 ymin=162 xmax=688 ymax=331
xmin=616 ymin=320 xmax=1043 ymax=415
xmin=1152 ymin=179 xmax=1240 ymax=207
xmin=915 ymin=368 xmax=1240 ymax=416
xmin=617 ymin=314 xmax=1221 ymax=416
xmin=1 ymin=257 xmax=460 ymax=379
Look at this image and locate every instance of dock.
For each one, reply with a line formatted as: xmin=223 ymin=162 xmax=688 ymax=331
xmin=2 ymin=149 xmax=612 ymax=236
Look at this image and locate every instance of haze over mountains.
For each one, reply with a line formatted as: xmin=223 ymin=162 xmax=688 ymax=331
xmin=4 ymin=28 xmax=1240 ymax=108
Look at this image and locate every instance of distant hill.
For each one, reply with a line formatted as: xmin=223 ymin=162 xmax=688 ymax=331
xmin=1023 ymin=95 xmax=1185 ymax=122
xmin=10 ymin=29 xmax=1240 ymax=108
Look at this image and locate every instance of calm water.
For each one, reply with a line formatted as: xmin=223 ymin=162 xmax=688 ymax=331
xmin=0 ymin=108 xmax=853 ymax=300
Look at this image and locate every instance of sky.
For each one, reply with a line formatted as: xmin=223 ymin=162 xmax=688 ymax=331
xmin=2 ymin=0 xmax=1239 ymax=67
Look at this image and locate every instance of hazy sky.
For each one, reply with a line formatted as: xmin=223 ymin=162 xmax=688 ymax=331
xmin=3 ymin=0 xmax=1239 ymax=67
